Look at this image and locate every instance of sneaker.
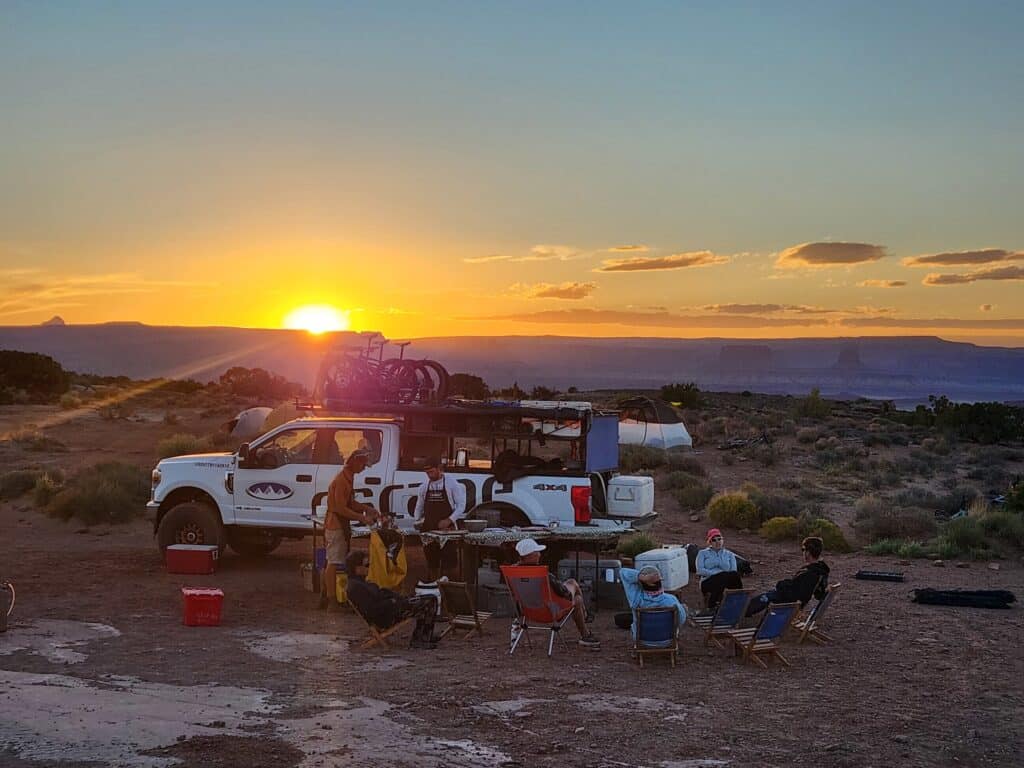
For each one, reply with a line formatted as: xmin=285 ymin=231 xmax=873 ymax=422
xmin=578 ymin=634 xmax=600 ymax=649
xmin=510 ymin=619 xmax=523 ymax=645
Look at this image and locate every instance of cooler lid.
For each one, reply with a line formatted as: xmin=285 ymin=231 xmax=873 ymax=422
xmin=167 ymin=544 xmax=219 ymax=552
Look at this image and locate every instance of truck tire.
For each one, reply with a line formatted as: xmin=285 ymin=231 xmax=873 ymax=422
xmin=227 ymin=529 xmax=283 ymax=558
xmin=157 ymin=502 xmax=225 ymax=554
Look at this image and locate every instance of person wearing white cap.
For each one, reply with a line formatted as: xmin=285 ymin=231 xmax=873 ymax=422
xmin=514 ymin=538 xmax=600 ymax=649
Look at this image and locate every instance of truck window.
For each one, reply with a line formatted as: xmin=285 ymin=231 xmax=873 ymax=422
xmin=253 ymin=428 xmax=318 ymax=468
xmin=319 ymin=428 xmax=383 ymax=466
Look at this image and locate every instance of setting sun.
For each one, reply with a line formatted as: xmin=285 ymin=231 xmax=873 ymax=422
xmin=283 ymin=305 xmax=351 ymax=335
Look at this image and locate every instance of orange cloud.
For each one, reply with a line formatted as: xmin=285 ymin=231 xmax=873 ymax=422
xmin=775 ymin=242 xmax=886 ymax=269
xmin=512 ymin=281 xmax=597 ymax=300
xmin=923 ymin=265 xmax=1024 ymax=285
xmin=857 ymin=279 xmax=906 ymax=288
xmin=903 ymin=248 xmax=1023 ymax=267
xmin=596 ymin=251 xmax=728 ymax=273
xmin=607 ymin=244 xmax=649 ymax=253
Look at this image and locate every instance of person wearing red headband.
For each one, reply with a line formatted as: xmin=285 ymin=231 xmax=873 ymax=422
xmin=695 ymin=528 xmax=744 ymax=610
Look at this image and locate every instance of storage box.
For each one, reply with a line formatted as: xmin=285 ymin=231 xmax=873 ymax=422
xmin=182 ymin=587 xmax=224 ymax=626
xmin=477 ymin=583 xmax=515 ymax=618
xmin=607 ymin=475 xmax=655 ymax=517
xmin=165 ymin=544 xmax=219 ymax=575
xmin=557 ymin=556 xmax=629 ymax=610
xmin=634 ymin=546 xmax=689 ymax=590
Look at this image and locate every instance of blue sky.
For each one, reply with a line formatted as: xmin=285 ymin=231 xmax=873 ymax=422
xmin=2 ymin=2 xmax=1022 ymax=342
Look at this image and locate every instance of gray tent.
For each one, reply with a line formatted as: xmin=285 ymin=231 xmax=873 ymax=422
xmin=618 ymin=397 xmax=693 ymax=449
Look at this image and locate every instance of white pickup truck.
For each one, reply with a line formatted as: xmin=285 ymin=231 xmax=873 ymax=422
xmin=147 ymin=406 xmax=656 ymax=556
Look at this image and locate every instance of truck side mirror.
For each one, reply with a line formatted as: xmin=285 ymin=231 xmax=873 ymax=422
xmin=237 ymin=443 xmax=250 ymax=463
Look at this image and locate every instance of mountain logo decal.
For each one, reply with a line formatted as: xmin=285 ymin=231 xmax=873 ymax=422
xmin=247 ymin=482 xmax=293 ymax=500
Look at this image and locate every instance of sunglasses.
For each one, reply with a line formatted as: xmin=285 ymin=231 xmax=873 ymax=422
xmin=711 ymin=536 xmax=723 ymax=542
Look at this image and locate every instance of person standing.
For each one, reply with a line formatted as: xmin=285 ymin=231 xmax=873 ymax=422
xmin=320 ymin=449 xmax=377 ymax=609
xmin=696 ymin=528 xmax=744 ymax=610
xmin=413 ymin=457 xmax=466 ymax=580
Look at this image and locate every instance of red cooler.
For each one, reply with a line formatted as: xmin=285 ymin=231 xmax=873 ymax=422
xmin=182 ymin=587 xmax=224 ymax=626
xmin=165 ymin=544 xmax=219 ymax=574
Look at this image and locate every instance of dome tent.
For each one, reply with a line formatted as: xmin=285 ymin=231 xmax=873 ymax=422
xmin=227 ymin=407 xmax=273 ymax=439
xmin=617 ymin=396 xmax=692 ymax=449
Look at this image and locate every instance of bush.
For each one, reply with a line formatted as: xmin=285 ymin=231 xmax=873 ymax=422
xmin=920 ymin=436 xmax=951 ymax=455
xmin=59 ymin=393 xmax=82 ymax=410
xmin=0 ymin=350 xmax=70 ymax=401
xmin=794 ymin=388 xmax=831 ymax=419
xmin=9 ymin=430 xmax=66 ymax=452
xmin=618 ymin=445 xmax=666 ymax=473
xmin=157 ymin=433 xmax=212 ymax=459
xmin=33 ymin=471 xmax=64 ymax=507
xmin=865 ymin=538 xmax=928 ymax=558
xmin=660 ymin=382 xmax=701 ymax=408
xmin=979 ymin=510 xmax=1024 ymax=549
xmin=853 ymin=495 xmax=937 ymax=542
xmin=617 ymin=533 xmax=659 ymax=560
xmin=0 ymin=469 xmax=41 ymax=500
xmin=742 ymin=483 xmax=798 ymax=520
xmin=936 ymin=517 xmax=988 ymax=556
xmin=1006 ymin=482 xmax=1024 ymax=513
xmin=45 ymin=462 xmax=149 ymax=525
xmin=802 ymin=518 xmax=852 ymax=552
xmin=707 ymin=491 xmax=760 ymax=530
xmin=665 ymin=453 xmax=706 ymax=476
xmin=760 ymin=516 xmax=800 ymax=541
xmin=796 ymin=427 xmax=819 ymax=444
xmin=674 ymin=481 xmax=714 ymax=511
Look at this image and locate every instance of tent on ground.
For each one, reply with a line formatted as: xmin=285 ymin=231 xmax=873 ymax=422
xmin=617 ymin=396 xmax=692 ymax=449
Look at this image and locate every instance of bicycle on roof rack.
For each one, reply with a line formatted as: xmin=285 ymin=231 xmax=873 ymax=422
xmin=315 ymin=333 xmax=450 ymax=406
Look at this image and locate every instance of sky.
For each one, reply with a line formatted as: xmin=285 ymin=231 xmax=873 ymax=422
xmin=1 ymin=1 xmax=1023 ymax=345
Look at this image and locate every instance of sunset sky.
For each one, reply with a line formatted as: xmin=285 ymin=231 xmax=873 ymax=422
xmin=2 ymin=2 xmax=1022 ymax=344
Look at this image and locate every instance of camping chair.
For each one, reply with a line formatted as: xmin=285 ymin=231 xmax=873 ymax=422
xmin=794 ymin=582 xmax=841 ymax=645
xmin=633 ymin=607 xmax=680 ymax=668
xmin=438 ymin=580 xmax=492 ymax=640
xmin=689 ymin=588 xmax=753 ymax=649
xmin=348 ymin=598 xmax=415 ymax=650
xmin=727 ymin=601 xmax=800 ymax=669
xmin=500 ymin=565 xmax=575 ymax=657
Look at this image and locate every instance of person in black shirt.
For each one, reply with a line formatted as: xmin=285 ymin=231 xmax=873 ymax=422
xmin=344 ymin=550 xmax=438 ymax=649
xmin=746 ymin=536 xmax=830 ymax=617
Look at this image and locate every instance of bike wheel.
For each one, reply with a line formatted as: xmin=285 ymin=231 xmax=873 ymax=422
xmin=418 ymin=360 xmax=450 ymax=401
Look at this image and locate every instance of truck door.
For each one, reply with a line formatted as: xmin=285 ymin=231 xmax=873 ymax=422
xmin=314 ymin=426 xmax=387 ymax=515
xmin=233 ymin=426 xmax=320 ymax=528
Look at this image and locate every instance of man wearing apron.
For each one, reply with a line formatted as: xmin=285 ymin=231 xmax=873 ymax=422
xmin=413 ymin=457 xmax=467 ymax=580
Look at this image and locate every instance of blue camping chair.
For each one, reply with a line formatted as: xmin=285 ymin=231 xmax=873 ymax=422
xmin=632 ymin=607 xmax=679 ymax=668
xmin=689 ymin=588 xmax=753 ymax=649
xmin=726 ymin=601 xmax=800 ymax=669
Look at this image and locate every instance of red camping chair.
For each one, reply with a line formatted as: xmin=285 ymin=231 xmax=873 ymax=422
xmin=500 ymin=565 xmax=576 ymax=657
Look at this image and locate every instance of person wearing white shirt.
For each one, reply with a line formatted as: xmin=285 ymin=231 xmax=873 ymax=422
xmin=413 ymin=457 xmax=466 ymax=579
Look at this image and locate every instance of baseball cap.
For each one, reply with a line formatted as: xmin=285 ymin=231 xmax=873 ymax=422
xmin=515 ymin=538 xmax=546 ymax=558
xmin=347 ymin=448 xmax=370 ymax=462
xmin=706 ymin=527 xmax=723 ymax=542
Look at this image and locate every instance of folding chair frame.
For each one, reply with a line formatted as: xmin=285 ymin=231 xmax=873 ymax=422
xmin=727 ymin=601 xmax=800 ymax=669
xmin=349 ymin=599 xmax=415 ymax=650
xmin=633 ymin=607 xmax=679 ymax=669
xmin=795 ymin=582 xmax=841 ymax=645
xmin=438 ymin=581 xmax=493 ymax=640
xmin=501 ymin=566 xmax=577 ymax=658
xmin=689 ymin=588 xmax=754 ymax=649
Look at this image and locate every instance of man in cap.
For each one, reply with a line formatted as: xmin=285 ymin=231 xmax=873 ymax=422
xmin=320 ymin=449 xmax=378 ymax=609
xmin=413 ymin=456 xmax=467 ymax=580
xmin=515 ymin=538 xmax=600 ymax=649
xmin=620 ymin=565 xmax=688 ymax=641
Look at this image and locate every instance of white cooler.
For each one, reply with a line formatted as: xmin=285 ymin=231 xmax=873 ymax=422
xmin=634 ymin=546 xmax=689 ymax=590
xmin=607 ymin=475 xmax=655 ymax=517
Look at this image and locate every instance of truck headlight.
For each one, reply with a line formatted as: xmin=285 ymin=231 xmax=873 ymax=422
xmin=151 ymin=468 xmax=161 ymax=491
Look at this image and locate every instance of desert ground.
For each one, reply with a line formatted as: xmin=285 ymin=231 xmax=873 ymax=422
xmin=1 ymin=391 xmax=1023 ymax=768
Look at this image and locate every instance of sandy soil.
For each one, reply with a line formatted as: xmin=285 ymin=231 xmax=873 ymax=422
xmin=1 ymin=403 xmax=1023 ymax=767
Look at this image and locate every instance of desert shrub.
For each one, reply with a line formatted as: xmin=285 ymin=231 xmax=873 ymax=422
xmin=9 ymin=430 xmax=66 ymax=452
xmin=617 ymin=533 xmax=659 ymax=560
xmin=862 ymin=432 xmax=892 ymax=448
xmin=979 ymin=510 xmax=1024 ymax=548
xmin=98 ymin=403 xmax=132 ymax=420
xmin=619 ymin=445 xmax=666 ymax=473
xmin=707 ymin=491 xmax=760 ymax=530
xmin=794 ymin=388 xmax=831 ymax=420
xmin=801 ymin=517 xmax=852 ymax=553
xmin=660 ymin=382 xmax=701 ymax=408
xmin=157 ymin=433 xmax=212 ymax=459
xmin=853 ymin=495 xmax=937 ymax=542
xmin=938 ymin=486 xmax=980 ymax=517
xmin=796 ymin=427 xmax=819 ymax=444
xmin=760 ymin=516 xmax=800 ymax=541
xmin=936 ymin=517 xmax=988 ymax=557
xmin=665 ymin=471 xmax=700 ymax=490
xmin=742 ymin=483 xmax=798 ymax=520
xmin=1006 ymin=482 xmax=1024 ymax=513
xmin=892 ymin=487 xmax=939 ymax=509
xmin=218 ymin=366 xmax=306 ymax=400
xmin=753 ymin=445 xmax=777 ymax=467
xmin=0 ymin=469 xmax=41 ymax=500
xmin=865 ymin=538 xmax=928 ymax=558
xmin=59 ymin=393 xmax=82 ymax=410
xmin=45 ymin=462 xmax=149 ymax=525
xmin=0 ymin=350 xmax=70 ymax=401
xmin=920 ymin=436 xmax=951 ymax=455
xmin=675 ymin=481 xmax=714 ymax=511
xmin=33 ymin=471 xmax=64 ymax=507
xmin=665 ymin=453 xmax=706 ymax=476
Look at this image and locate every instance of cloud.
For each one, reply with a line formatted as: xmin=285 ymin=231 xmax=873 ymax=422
xmin=840 ymin=316 xmax=1024 ymax=329
xmin=857 ymin=279 xmax=906 ymax=288
xmin=701 ymin=303 xmax=838 ymax=315
xmin=922 ymin=265 xmax=1024 ymax=286
xmin=980 ymin=304 xmax=993 ymax=312
xmin=607 ymin=244 xmax=649 ymax=253
xmin=463 ymin=254 xmax=512 ymax=264
xmin=775 ymin=242 xmax=887 ymax=269
xmin=511 ymin=281 xmax=597 ymax=300
xmin=471 ymin=308 xmax=824 ymax=329
xmin=903 ymin=248 xmax=1024 ymax=267
xmin=520 ymin=244 xmax=584 ymax=262
xmin=596 ymin=251 xmax=729 ymax=273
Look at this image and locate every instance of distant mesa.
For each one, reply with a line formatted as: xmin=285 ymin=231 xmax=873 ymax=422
xmin=834 ymin=342 xmax=865 ymax=370
xmin=41 ymin=315 xmax=65 ymax=327
xmin=719 ymin=344 xmax=773 ymax=373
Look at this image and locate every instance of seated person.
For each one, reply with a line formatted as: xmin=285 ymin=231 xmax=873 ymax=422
xmin=621 ymin=566 xmax=687 ymax=643
xmin=696 ymin=528 xmax=744 ymax=611
xmin=515 ymin=538 xmax=600 ymax=649
xmin=344 ymin=550 xmax=438 ymax=649
xmin=746 ymin=536 xmax=830 ymax=617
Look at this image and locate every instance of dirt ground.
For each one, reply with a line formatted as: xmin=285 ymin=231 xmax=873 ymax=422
xmin=2 ymin=402 xmax=1023 ymax=767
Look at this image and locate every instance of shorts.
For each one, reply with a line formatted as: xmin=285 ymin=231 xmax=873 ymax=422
xmin=325 ymin=528 xmax=349 ymax=565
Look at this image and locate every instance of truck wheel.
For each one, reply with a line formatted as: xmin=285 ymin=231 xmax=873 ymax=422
xmin=499 ymin=508 xmax=530 ymax=528
xmin=227 ymin=529 xmax=283 ymax=558
xmin=157 ymin=502 xmax=225 ymax=554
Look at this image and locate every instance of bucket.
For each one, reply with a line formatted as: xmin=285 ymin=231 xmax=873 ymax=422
xmin=334 ymin=564 xmax=348 ymax=604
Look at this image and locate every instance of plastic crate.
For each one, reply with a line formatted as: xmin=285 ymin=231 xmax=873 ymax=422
xmin=182 ymin=587 xmax=224 ymax=627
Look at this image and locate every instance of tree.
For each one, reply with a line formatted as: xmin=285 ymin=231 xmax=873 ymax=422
xmin=218 ymin=367 xmax=305 ymax=401
xmin=448 ymin=373 xmax=490 ymax=400
xmin=0 ymin=350 xmax=70 ymax=402
xmin=529 ymin=385 xmax=560 ymax=400
xmin=660 ymin=381 xmax=702 ymax=408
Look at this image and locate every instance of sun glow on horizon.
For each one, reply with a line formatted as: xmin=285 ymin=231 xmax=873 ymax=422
xmin=283 ymin=305 xmax=351 ymax=334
